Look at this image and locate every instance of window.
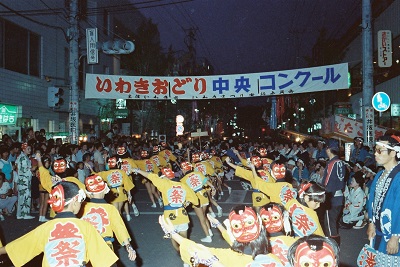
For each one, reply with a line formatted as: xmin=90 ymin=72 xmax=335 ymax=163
xmin=0 ymin=19 xmax=41 ymax=76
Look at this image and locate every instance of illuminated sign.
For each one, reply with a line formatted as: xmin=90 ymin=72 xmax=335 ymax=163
xmin=176 ymin=115 xmax=184 ymax=136
xmin=0 ymin=104 xmax=18 ymax=125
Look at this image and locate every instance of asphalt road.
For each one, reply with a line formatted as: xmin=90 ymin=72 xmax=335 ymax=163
xmin=0 ymin=178 xmax=367 ymax=267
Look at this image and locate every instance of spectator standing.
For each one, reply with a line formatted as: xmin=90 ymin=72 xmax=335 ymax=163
xmin=349 ymin=137 xmax=369 ymax=164
xmin=0 ymin=146 xmax=13 ymax=186
xmin=15 ymin=143 xmax=35 ymax=219
xmin=320 ymin=139 xmax=346 ymax=246
xmin=75 ymin=142 xmax=88 ymax=163
xmin=312 ymin=140 xmax=328 ymax=161
xmin=367 ymin=135 xmax=400 ymax=259
xmin=309 ymin=161 xmax=326 ymax=184
xmin=7 ymin=143 xmax=20 ymax=164
xmin=93 ymin=142 xmax=105 ymax=172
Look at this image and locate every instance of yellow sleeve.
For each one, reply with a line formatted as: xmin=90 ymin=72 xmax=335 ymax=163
xmin=257 ymin=181 xmax=293 ymax=204
xmin=182 ymin=183 xmax=199 ymax=206
xmin=109 ymin=205 xmax=131 ymax=245
xmin=240 ymin=158 xmax=248 ymax=166
xmin=5 ymin=224 xmax=47 ymax=266
xmin=146 ymin=173 xmax=167 ymax=189
xmin=83 ymin=221 xmax=119 ymax=266
xmin=179 ymin=238 xmax=253 ymax=266
xmin=220 ymin=228 xmax=233 ymax=247
xmin=38 ymin=166 xmax=53 ymax=193
xmin=122 ymin=171 xmax=135 ymax=191
xmin=234 ymin=166 xmax=254 ymax=182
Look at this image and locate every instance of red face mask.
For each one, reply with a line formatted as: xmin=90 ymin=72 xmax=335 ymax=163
xmin=117 ymin=146 xmax=126 ymax=155
xmin=141 ymin=150 xmax=148 ymax=158
xmin=229 ymin=207 xmax=261 ymax=243
xmin=251 ymin=156 xmax=262 ymax=168
xmin=53 ymin=159 xmax=67 ymax=174
xmin=294 ymin=241 xmax=336 ymax=267
xmin=192 ymin=153 xmax=201 ymax=163
xmin=161 ymin=167 xmax=175 ymax=179
xmin=272 ymin=164 xmax=286 ymax=179
xmin=85 ymin=174 xmax=108 ymax=194
xmin=259 ymin=148 xmax=267 ymax=157
xmin=180 ymin=161 xmax=193 ymax=172
xmin=108 ymin=157 xmax=117 ymax=168
xmin=48 ymin=184 xmax=65 ymax=212
xmin=259 ymin=206 xmax=284 ymax=233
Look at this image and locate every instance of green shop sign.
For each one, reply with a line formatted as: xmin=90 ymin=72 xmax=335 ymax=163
xmin=0 ymin=104 xmax=18 ymax=125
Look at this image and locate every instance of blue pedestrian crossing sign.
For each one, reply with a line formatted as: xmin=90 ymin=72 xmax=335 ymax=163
xmin=372 ymin=92 xmax=390 ymax=112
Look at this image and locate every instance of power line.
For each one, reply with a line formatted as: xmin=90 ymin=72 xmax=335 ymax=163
xmin=0 ymin=2 xmax=68 ymax=40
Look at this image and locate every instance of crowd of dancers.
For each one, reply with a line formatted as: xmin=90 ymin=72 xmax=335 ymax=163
xmin=0 ymin=130 xmax=399 ymax=266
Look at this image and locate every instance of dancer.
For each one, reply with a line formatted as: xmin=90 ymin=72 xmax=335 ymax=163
xmin=0 ymin=181 xmax=118 ymax=266
xmin=80 ymin=173 xmax=136 ymax=262
xmin=133 ymin=167 xmax=198 ymax=254
xmin=180 ymin=160 xmax=214 ymax=243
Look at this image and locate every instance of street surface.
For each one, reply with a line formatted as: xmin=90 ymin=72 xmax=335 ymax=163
xmin=0 ymin=178 xmax=366 ymax=267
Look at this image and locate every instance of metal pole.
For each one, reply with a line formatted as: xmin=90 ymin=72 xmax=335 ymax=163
xmin=270 ymin=96 xmax=277 ymax=129
xmin=362 ymin=0 xmax=374 ymax=148
xmin=68 ymin=0 xmax=80 ymax=144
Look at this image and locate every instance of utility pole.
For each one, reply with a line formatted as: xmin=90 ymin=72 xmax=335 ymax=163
xmin=68 ymin=0 xmax=80 ymax=144
xmin=362 ymin=0 xmax=374 ymax=147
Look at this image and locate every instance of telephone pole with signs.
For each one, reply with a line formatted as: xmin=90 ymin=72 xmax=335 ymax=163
xmin=362 ymin=0 xmax=374 ymax=148
xmin=69 ymin=0 xmax=80 ymax=144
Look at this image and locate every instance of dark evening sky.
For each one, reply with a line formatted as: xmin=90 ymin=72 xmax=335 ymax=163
xmin=140 ymin=0 xmax=361 ymax=75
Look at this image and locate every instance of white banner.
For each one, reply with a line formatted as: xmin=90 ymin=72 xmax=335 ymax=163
xmin=85 ymin=63 xmax=349 ymax=100
xmin=378 ymin=30 xmax=392 ymax=68
xmin=86 ymin=28 xmax=98 ymax=64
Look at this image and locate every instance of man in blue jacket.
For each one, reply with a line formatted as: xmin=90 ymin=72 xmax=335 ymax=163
xmin=321 ymin=139 xmax=346 ymax=246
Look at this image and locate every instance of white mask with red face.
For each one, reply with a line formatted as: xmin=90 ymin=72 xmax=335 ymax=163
xmin=293 ymin=240 xmax=336 ymax=267
xmin=259 ymin=205 xmax=284 ymax=233
xmin=228 ymin=207 xmax=261 ymax=243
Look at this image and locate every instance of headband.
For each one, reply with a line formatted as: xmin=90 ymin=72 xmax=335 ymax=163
xmin=376 ymin=141 xmax=400 ymax=158
xmin=298 ymin=183 xmax=325 ymax=199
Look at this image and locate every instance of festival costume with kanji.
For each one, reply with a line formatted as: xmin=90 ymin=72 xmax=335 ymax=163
xmin=5 ymin=212 xmax=118 ymax=267
xmin=79 ymin=199 xmax=131 ymax=249
xmin=269 ymin=234 xmax=297 ymax=266
xmin=15 ymin=152 xmax=32 ymax=217
xmin=209 ymin=156 xmax=225 ymax=177
xmin=146 ymin=173 xmax=198 ymax=225
xmin=119 ymin=157 xmax=139 ymax=177
xmin=235 ymin=166 xmax=273 ymax=207
xmin=180 ymin=171 xmax=209 ymax=206
xmin=133 ymin=159 xmax=160 ymax=184
xmin=159 ymin=149 xmax=177 ymax=166
xmin=367 ymin=164 xmax=400 ymax=256
xmin=96 ymin=169 xmax=134 ymax=204
xmin=257 ymin=182 xmax=325 ymax=237
xmin=150 ymin=154 xmax=169 ymax=169
xmin=193 ymin=160 xmax=216 ymax=177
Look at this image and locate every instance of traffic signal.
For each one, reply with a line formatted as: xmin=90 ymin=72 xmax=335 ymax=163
xmin=101 ymin=40 xmax=135 ymax=54
xmin=48 ymin=87 xmax=64 ymax=108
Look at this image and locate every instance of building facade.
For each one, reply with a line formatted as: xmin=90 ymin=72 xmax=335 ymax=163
xmin=0 ymin=0 xmax=145 ymax=141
